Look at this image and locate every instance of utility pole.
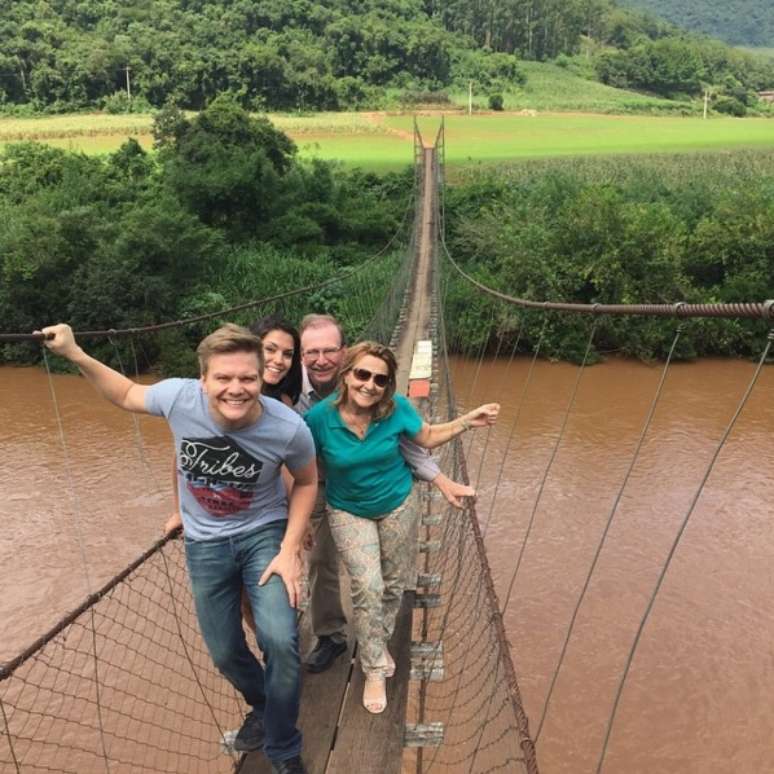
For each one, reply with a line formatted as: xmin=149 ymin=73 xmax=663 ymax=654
xmin=123 ymin=65 xmax=132 ymax=106
xmin=468 ymin=80 xmax=473 ymax=116
xmin=703 ymin=87 xmax=709 ymax=119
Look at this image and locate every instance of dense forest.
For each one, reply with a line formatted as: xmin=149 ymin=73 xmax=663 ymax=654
xmin=0 ymin=97 xmax=411 ymax=367
xmin=622 ymin=0 xmax=773 ymax=48
xmin=1 ymin=0 xmax=773 ymax=114
xmin=3 ymin=98 xmax=772 ymax=364
xmin=443 ymin=152 xmax=774 ymax=362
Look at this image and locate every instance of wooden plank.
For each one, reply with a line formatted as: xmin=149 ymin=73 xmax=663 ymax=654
xmin=238 ymin=590 xmax=355 ymax=774
xmin=326 ymin=591 xmax=414 ymax=774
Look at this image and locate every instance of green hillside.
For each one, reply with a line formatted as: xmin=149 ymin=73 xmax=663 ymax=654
xmin=621 ymin=0 xmax=774 ymax=47
xmin=1 ymin=0 xmax=773 ymax=116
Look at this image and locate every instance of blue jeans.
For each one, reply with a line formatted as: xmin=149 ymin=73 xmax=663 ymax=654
xmin=185 ymin=520 xmax=302 ymax=762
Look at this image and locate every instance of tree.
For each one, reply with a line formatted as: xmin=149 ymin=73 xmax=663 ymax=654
xmin=161 ymin=96 xmax=297 ymax=237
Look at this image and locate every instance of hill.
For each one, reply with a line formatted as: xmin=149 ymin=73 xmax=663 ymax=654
xmin=0 ymin=0 xmax=772 ymax=115
xmin=621 ymin=0 xmax=774 ymax=47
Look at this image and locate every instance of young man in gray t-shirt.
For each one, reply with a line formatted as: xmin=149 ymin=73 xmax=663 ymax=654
xmin=42 ymin=322 xmax=316 ymax=774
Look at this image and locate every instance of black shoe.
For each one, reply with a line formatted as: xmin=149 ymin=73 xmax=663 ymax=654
xmin=233 ymin=710 xmax=265 ymax=752
xmin=272 ymin=755 xmax=307 ymax=774
xmin=304 ymin=635 xmax=347 ymax=673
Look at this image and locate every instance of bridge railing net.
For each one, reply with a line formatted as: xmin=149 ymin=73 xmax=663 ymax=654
xmin=414 ymin=335 xmax=535 ymax=774
xmin=409 ymin=137 xmax=536 ymax=774
xmin=0 ymin=190 xmax=417 ymax=774
xmin=1 ymin=540 xmax=241 ymax=774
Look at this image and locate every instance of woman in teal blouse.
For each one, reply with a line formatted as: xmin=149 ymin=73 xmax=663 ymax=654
xmin=304 ymin=341 xmax=499 ymax=714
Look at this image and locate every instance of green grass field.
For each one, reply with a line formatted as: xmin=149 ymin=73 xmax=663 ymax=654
xmin=1 ymin=108 xmax=772 ymax=171
xmin=737 ymin=46 xmax=774 ymax=61
xmin=449 ymin=60 xmax=694 ymax=114
xmin=402 ymin=113 xmax=774 ymax=165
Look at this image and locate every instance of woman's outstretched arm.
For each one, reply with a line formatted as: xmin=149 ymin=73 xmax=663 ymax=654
xmin=412 ymin=403 xmax=500 ymax=449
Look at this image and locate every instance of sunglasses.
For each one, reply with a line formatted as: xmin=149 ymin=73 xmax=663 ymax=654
xmin=351 ymin=367 xmax=390 ymax=388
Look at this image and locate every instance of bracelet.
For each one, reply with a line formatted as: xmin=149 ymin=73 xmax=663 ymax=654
xmin=460 ymin=416 xmax=471 ymax=432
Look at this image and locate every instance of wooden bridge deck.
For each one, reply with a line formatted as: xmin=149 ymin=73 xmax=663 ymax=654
xmin=240 ymin=143 xmax=438 ymax=774
xmin=237 ymin=589 xmax=414 ymax=774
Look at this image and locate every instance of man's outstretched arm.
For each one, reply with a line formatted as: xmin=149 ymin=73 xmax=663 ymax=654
xmin=41 ymin=324 xmax=150 ymax=413
xmin=431 ymin=472 xmax=475 ymax=508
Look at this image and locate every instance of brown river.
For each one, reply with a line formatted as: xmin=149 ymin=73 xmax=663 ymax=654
xmin=2 ymin=356 xmax=773 ymax=774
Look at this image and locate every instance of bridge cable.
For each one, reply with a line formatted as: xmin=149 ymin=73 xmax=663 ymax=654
xmin=499 ymin=317 xmax=599 ymax=616
xmin=595 ymin=329 xmax=774 ymax=774
xmin=481 ymin=315 xmax=547 ymax=541
xmin=42 ymin=348 xmax=112 ymax=774
xmin=463 ymin=306 xmax=496 ymax=462
xmin=113 ymin=337 xmax=163 ymax=493
xmin=534 ymin=323 xmax=685 ymax=743
xmin=438 ymin=244 xmax=772 ymax=322
xmin=475 ymin=324 xmax=522 ymax=517
xmin=471 ymin=322 xmax=510 ymax=491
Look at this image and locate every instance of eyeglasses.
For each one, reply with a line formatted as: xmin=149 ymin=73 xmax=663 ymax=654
xmin=351 ymin=367 xmax=390 ymax=388
xmin=302 ymin=346 xmax=342 ymax=361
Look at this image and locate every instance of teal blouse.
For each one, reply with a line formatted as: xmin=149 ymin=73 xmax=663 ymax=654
xmin=304 ymin=393 xmax=423 ymax=518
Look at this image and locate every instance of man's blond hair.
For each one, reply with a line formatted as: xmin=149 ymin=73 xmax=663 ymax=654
xmin=196 ymin=323 xmax=263 ymax=374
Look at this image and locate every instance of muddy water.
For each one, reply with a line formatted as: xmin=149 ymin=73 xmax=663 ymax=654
xmin=2 ymin=357 xmax=773 ymax=773
xmin=0 ymin=367 xmax=175 ymax=662
xmin=453 ymin=355 xmax=774 ymax=774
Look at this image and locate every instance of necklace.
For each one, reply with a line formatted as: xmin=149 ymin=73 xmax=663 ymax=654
xmin=341 ymin=408 xmax=371 ymax=439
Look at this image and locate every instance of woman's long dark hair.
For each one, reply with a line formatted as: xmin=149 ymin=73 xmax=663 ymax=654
xmin=249 ymin=315 xmax=303 ymax=405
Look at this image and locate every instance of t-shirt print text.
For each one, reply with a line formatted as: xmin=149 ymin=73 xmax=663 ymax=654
xmin=180 ymin=437 xmax=264 ymax=517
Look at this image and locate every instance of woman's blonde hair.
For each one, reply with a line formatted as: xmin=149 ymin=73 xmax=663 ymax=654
xmin=196 ymin=323 xmax=263 ymax=375
xmin=334 ymin=341 xmax=397 ymax=420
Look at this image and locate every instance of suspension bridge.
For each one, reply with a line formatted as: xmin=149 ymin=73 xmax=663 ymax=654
xmin=1 ymin=121 xmax=772 ymax=774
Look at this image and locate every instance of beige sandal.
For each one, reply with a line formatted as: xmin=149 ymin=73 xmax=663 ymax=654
xmin=363 ymin=675 xmax=387 ymax=714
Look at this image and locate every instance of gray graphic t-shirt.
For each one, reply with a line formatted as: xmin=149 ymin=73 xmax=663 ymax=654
xmin=146 ymin=379 xmax=315 ymax=541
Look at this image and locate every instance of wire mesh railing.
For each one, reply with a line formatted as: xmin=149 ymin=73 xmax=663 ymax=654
xmin=407 ymin=120 xmax=539 ymax=774
xmin=1 ymin=537 xmax=241 ymax=774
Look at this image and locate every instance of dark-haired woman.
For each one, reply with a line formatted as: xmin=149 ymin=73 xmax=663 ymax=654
xmin=249 ymin=315 xmax=303 ymax=407
xmin=304 ymin=341 xmax=499 ymax=714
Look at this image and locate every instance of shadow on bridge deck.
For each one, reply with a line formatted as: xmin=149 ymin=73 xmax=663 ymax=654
xmin=238 ymin=583 xmax=414 ymax=774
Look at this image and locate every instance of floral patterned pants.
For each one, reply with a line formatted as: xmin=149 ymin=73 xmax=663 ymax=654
xmin=328 ymin=491 xmax=417 ymax=676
